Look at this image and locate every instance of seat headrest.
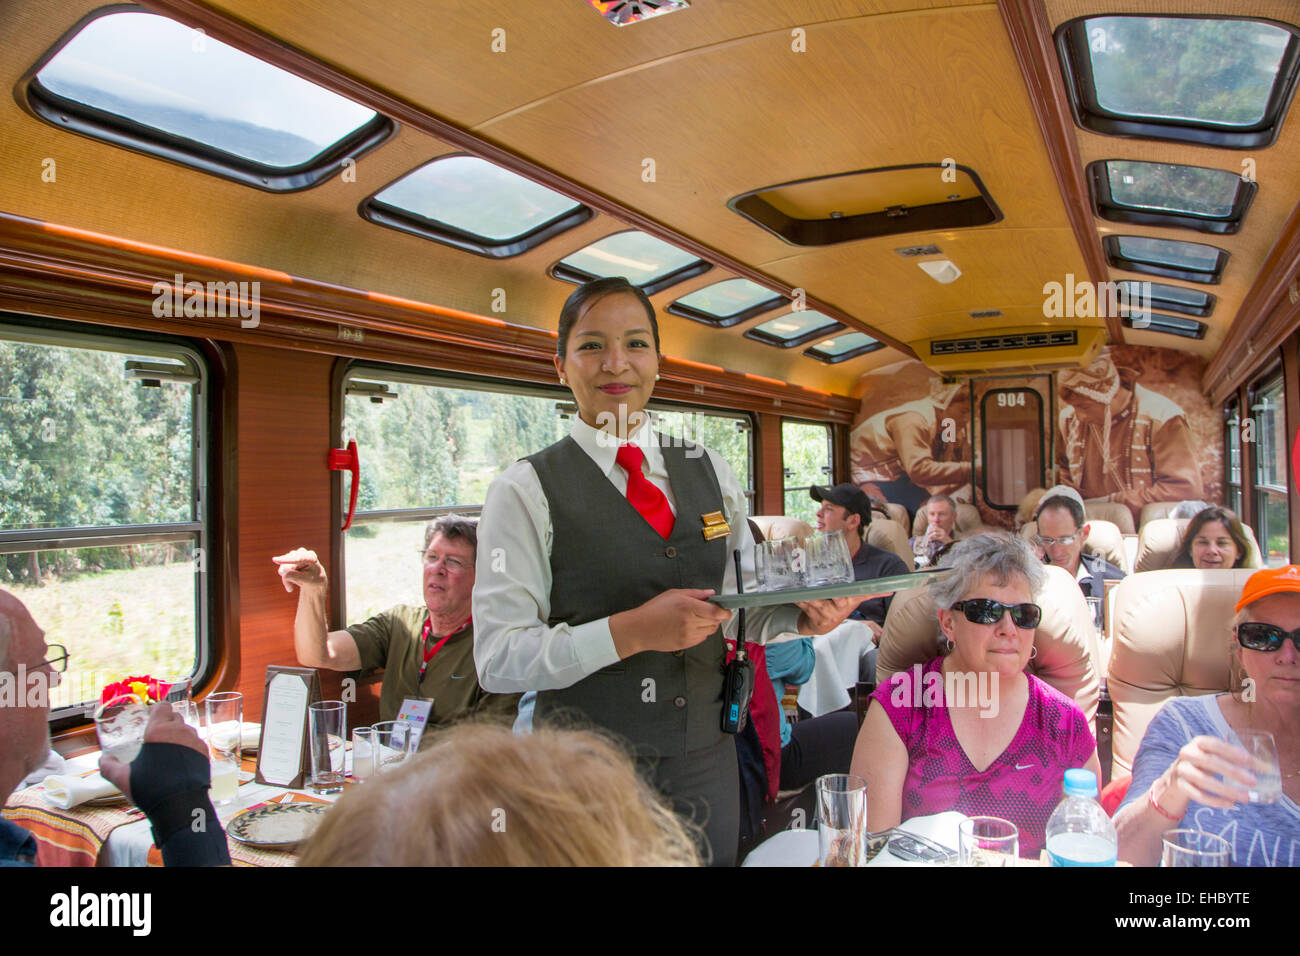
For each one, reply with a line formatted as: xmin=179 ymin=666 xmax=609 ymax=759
xmin=1107 ymin=568 xmax=1255 ymax=775
xmin=1138 ymin=501 xmax=1185 ymax=529
xmin=1134 ymin=517 xmax=1264 ymax=573
xmin=877 ymin=564 xmax=1100 ymax=724
xmin=1020 ymin=519 xmax=1129 ymax=573
xmin=866 ymin=518 xmax=914 ymax=567
xmin=883 ymin=502 xmax=909 ymax=529
xmin=1085 ymin=501 xmax=1135 ymax=535
xmin=749 ymin=515 xmax=813 ymax=544
xmin=911 ymin=502 xmax=983 ymax=537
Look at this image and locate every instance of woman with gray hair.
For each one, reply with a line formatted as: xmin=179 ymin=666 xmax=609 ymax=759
xmin=850 ymin=532 xmax=1100 ymax=856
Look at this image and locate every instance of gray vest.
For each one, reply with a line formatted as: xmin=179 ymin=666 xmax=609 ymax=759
xmin=528 ymin=435 xmax=728 ymax=757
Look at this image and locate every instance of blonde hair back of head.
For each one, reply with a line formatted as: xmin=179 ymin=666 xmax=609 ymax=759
xmin=298 ymin=722 xmax=701 ymax=867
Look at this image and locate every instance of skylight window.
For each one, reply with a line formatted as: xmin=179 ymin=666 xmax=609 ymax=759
xmin=552 ymin=231 xmax=710 ymax=295
xmin=27 ymin=10 xmax=391 ymax=190
xmin=1118 ymin=280 xmax=1215 ymax=318
xmin=666 ymin=279 xmax=785 ymax=328
xmin=744 ymin=310 xmax=843 ymax=348
xmin=804 ymin=332 xmax=882 ymax=364
xmin=1057 ymin=15 xmax=1300 ymax=148
xmin=1105 ymin=236 xmax=1228 ymax=284
xmin=362 ymin=156 xmax=591 ymax=257
xmin=1090 ymin=161 xmax=1255 ymax=234
xmin=1123 ymin=313 xmax=1207 ymax=339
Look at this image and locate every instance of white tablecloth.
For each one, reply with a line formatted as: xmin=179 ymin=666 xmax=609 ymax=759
xmin=792 ymin=620 xmax=873 ymax=717
xmin=743 ymin=812 xmax=968 ymax=867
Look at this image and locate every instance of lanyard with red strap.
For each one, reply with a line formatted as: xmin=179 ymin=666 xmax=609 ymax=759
xmin=418 ymin=615 xmax=471 ymax=682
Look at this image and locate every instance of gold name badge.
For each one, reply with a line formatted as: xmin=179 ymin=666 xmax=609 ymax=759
xmin=701 ymin=511 xmax=730 ymax=541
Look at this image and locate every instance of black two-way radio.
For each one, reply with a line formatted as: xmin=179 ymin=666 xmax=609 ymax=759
xmin=720 ymin=548 xmax=755 ymax=734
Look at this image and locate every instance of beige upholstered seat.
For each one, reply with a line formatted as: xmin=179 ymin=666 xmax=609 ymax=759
xmin=1107 ymin=568 xmax=1254 ymax=776
xmin=1020 ymin=518 xmax=1129 ymax=573
xmin=1137 ymin=501 xmax=1187 ymax=529
xmin=876 ymin=564 xmax=1101 ymax=725
xmin=867 ymin=517 xmax=913 ymax=566
xmin=749 ymin=515 xmax=813 ymax=544
xmin=882 ymin=502 xmax=909 ymax=528
xmin=911 ymin=502 xmax=983 ymax=537
xmin=1084 ymin=501 xmax=1135 ymax=535
xmin=1133 ymin=517 xmax=1264 ymax=573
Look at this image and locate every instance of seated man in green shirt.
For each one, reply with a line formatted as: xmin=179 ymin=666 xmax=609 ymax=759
xmin=273 ymin=515 xmax=519 ymax=725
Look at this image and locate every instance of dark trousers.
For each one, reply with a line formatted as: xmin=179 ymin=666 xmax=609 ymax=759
xmin=779 ymin=712 xmax=859 ymax=791
xmin=644 ymin=736 xmax=739 ymax=867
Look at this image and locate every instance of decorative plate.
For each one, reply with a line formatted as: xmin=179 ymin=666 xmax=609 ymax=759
xmin=227 ymin=802 xmax=329 ymax=849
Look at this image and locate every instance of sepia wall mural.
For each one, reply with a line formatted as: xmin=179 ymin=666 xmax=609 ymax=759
xmin=850 ymin=346 xmax=1223 ymax=529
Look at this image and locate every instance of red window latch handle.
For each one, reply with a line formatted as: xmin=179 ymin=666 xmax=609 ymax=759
xmin=328 ymin=440 xmax=359 ymax=531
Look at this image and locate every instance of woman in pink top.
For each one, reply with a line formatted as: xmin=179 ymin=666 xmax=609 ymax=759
xmin=851 ymin=533 xmax=1100 ymax=856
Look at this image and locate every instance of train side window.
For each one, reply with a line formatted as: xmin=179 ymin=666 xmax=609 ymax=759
xmin=981 ymin=389 xmax=1045 ymax=509
xmin=782 ymin=420 xmax=832 ymax=523
xmin=1249 ymin=371 xmax=1289 ymax=566
xmin=0 ymin=320 xmax=210 ymax=720
xmin=1225 ymin=398 xmax=1243 ymax=516
xmin=339 ymin=368 xmax=756 ymax=619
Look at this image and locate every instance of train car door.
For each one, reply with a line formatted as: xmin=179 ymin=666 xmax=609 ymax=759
xmin=971 ymin=377 xmax=1053 ymax=527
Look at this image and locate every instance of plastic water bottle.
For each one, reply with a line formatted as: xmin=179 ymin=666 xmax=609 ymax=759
xmin=1045 ymin=768 xmax=1117 ymax=866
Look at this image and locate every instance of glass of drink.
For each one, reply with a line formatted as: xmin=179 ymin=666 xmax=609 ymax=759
xmin=1086 ymin=596 xmax=1104 ymax=638
xmin=372 ymin=720 xmax=416 ymax=772
xmin=959 ymin=816 xmax=1019 ymax=866
xmin=309 ymin=701 xmax=347 ymax=794
xmin=351 ymin=726 xmax=377 ymax=782
xmin=1234 ymin=729 xmax=1282 ymax=803
xmin=158 ymin=673 xmax=193 ymax=705
xmin=1161 ymin=829 xmax=1231 ymax=867
xmin=815 ymin=774 xmax=867 ymax=867
xmin=93 ymin=695 xmax=150 ymax=763
xmin=204 ymin=692 xmax=242 ymax=806
xmin=757 ymin=538 xmax=804 ymax=591
xmin=805 ymin=531 xmax=853 ymax=586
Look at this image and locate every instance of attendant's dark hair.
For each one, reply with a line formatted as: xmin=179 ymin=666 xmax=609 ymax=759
xmin=1037 ymin=495 xmax=1085 ymax=530
xmin=556 ymin=277 xmax=659 ymax=359
xmin=1173 ymin=506 xmax=1251 ymax=570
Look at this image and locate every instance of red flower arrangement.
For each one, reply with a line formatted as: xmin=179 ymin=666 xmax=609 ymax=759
xmin=100 ymin=675 xmax=172 ymax=706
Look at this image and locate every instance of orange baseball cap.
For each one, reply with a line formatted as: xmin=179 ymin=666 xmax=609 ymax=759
xmin=1235 ymin=565 xmax=1300 ymax=611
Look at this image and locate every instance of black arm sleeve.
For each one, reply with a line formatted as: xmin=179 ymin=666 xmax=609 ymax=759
xmin=129 ymin=742 xmax=231 ymax=867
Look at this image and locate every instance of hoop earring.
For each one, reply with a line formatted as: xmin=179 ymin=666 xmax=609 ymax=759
xmin=1028 ymin=645 xmax=1037 ymax=660
xmin=942 ymin=637 xmax=955 ymax=653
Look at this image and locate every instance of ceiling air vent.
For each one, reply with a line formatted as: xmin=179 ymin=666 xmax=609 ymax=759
xmin=584 ymin=1 xmax=689 ymax=25
xmin=895 ymin=245 xmax=943 ymax=258
xmin=969 ymin=309 xmax=1002 ymax=319
xmin=915 ymin=327 xmax=1104 ymax=376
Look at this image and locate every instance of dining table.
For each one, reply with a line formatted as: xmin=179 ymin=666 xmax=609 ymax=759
xmin=2 ymin=747 xmax=351 ymax=867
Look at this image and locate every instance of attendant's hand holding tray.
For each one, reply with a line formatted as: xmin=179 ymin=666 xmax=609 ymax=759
xmin=707 ymin=567 xmax=949 ymax=610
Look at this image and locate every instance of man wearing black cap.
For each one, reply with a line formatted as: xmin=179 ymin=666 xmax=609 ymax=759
xmin=811 ymin=483 xmax=910 ymax=653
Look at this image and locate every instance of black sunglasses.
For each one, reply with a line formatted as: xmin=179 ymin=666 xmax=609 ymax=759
xmin=1236 ymin=622 xmax=1300 ymax=653
xmin=951 ymin=599 xmax=1042 ymax=629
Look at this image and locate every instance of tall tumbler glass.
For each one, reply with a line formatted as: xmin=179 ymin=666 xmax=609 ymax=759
xmin=308 ymin=701 xmax=347 ymax=794
xmin=204 ymin=692 xmax=242 ymax=806
xmin=1161 ymin=829 xmax=1231 ymax=867
xmin=816 ymin=774 xmax=867 ymax=866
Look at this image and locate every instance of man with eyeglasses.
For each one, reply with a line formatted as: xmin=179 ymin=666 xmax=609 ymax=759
xmin=274 ymin=515 xmax=518 ymax=725
xmin=1033 ymin=487 xmax=1124 ymax=599
xmin=0 ymin=590 xmax=229 ymax=866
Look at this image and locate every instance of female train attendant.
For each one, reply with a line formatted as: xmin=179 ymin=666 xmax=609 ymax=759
xmin=472 ymin=277 xmax=856 ymax=866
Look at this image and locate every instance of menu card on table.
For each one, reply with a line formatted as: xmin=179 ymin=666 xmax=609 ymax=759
xmin=255 ymin=666 xmax=321 ymax=789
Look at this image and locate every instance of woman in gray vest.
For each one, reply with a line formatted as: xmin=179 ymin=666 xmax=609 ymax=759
xmin=472 ymin=277 xmax=855 ymax=866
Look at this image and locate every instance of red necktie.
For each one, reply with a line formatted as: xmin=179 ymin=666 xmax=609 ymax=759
xmin=615 ymin=443 xmax=675 ymax=539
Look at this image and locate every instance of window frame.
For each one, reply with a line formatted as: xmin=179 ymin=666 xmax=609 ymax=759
xmin=1225 ymin=396 xmax=1243 ymax=517
xmin=744 ymin=311 xmax=845 ymax=349
xmin=0 ymin=314 xmax=215 ymax=726
xmin=1119 ymin=280 xmax=1216 ymax=319
xmin=359 ymin=154 xmax=594 ymax=258
xmin=333 ymin=361 xmax=756 ymax=621
xmin=1055 ymin=14 xmax=1300 ymax=149
xmin=1248 ymin=365 xmax=1289 ymax=566
xmin=780 ymin=417 xmax=834 ymax=519
xmin=1087 ymin=160 xmax=1257 ymax=235
xmin=803 ymin=332 xmax=884 ymax=364
xmin=20 ymin=5 xmax=396 ymax=193
xmin=665 ymin=279 xmax=787 ymax=329
xmin=1121 ymin=313 xmax=1208 ymax=339
xmin=1103 ymin=235 xmax=1228 ymax=285
xmin=549 ymin=230 xmax=712 ymax=296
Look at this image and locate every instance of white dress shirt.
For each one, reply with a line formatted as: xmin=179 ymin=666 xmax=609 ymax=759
xmin=473 ymin=416 xmax=802 ymax=694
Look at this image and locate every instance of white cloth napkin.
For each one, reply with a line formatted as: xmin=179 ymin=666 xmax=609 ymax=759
xmin=241 ymin=723 xmax=262 ymax=750
xmin=22 ymin=748 xmax=66 ymax=787
xmin=795 ymin=620 xmax=873 ymax=717
xmin=42 ymin=772 xmax=121 ymax=810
